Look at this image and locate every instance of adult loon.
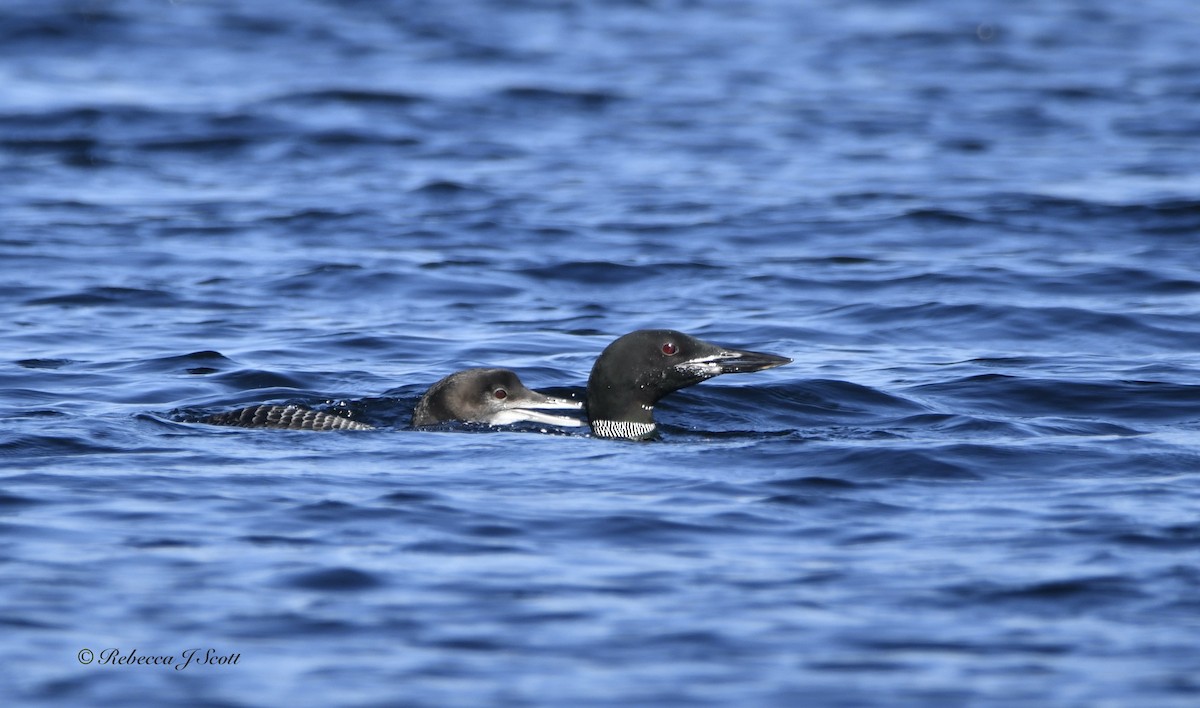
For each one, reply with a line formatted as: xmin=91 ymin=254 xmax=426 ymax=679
xmin=585 ymin=329 xmax=790 ymax=440
xmin=202 ymin=368 xmax=581 ymax=431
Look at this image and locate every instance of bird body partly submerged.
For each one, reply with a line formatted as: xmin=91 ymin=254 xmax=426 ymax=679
xmin=200 ymin=330 xmax=789 ymax=439
xmin=202 ymin=367 xmax=580 ymax=431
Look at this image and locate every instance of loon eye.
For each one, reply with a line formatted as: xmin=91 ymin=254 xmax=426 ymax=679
xmin=661 ymin=342 xmax=678 ymax=356
xmin=493 ymin=388 xmax=508 ymax=400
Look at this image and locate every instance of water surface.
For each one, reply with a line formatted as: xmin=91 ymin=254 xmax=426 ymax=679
xmin=3 ymin=1 xmax=1200 ymax=705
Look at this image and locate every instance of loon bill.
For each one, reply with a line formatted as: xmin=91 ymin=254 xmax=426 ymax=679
xmin=585 ymin=329 xmax=791 ymax=441
xmin=201 ymin=367 xmax=582 ymax=431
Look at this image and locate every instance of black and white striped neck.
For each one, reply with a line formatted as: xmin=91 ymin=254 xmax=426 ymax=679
xmin=591 ymin=419 xmax=657 ymax=441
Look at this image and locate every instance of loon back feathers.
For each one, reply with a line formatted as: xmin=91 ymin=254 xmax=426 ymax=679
xmin=202 ymin=404 xmax=374 ymax=431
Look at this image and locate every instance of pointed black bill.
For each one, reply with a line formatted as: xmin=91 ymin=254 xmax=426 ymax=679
xmin=672 ymin=338 xmax=791 ymax=382
xmin=712 ymin=348 xmax=792 ymax=374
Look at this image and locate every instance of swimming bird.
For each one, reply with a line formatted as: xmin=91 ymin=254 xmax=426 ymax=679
xmin=585 ymin=329 xmax=790 ymax=440
xmin=410 ymin=367 xmax=581 ymax=427
xmin=202 ymin=367 xmax=582 ymax=431
xmin=201 ymin=330 xmax=788 ymax=439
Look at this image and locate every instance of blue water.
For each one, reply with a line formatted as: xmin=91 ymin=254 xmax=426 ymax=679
xmin=3 ymin=1 xmax=1200 ymax=705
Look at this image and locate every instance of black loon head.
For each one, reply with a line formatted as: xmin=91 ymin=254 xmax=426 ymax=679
xmin=412 ymin=367 xmax=582 ymax=428
xmin=585 ymin=329 xmax=791 ymax=440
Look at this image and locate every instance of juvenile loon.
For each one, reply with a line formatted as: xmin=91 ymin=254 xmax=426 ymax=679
xmin=411 ymin=368 xmax=581 ymax=427
xmin=585 ymin=329 xmax=790 ymax=440
xmin=202 ymin=368 xmax=581 ymax=431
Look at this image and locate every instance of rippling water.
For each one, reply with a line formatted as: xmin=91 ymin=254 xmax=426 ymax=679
xmin=3 ymin=1 xmax=1200 ymax=705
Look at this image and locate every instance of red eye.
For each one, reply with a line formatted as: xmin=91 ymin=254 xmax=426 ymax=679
xmin=493 ymin=388 xmax=507 ymax=400
xmin=661 ymin=342 xmax=678 ymax=356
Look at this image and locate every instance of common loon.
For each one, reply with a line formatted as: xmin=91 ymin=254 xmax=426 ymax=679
xmin=585 ymin=329 xmax=790 ymax=440
xmin=411 ymin=368 xmax=581 ymax=427
xmin=202 ymin=367 xmax=581 ymax=431
xmin=200 ymin=330 xmax=788 ymax=439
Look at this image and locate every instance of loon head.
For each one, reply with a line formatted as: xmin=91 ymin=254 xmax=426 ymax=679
xmin=585 ymin=329 xmax=791 ymax=440
xmin=412 ymin=367 xmax=582 ymax=428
